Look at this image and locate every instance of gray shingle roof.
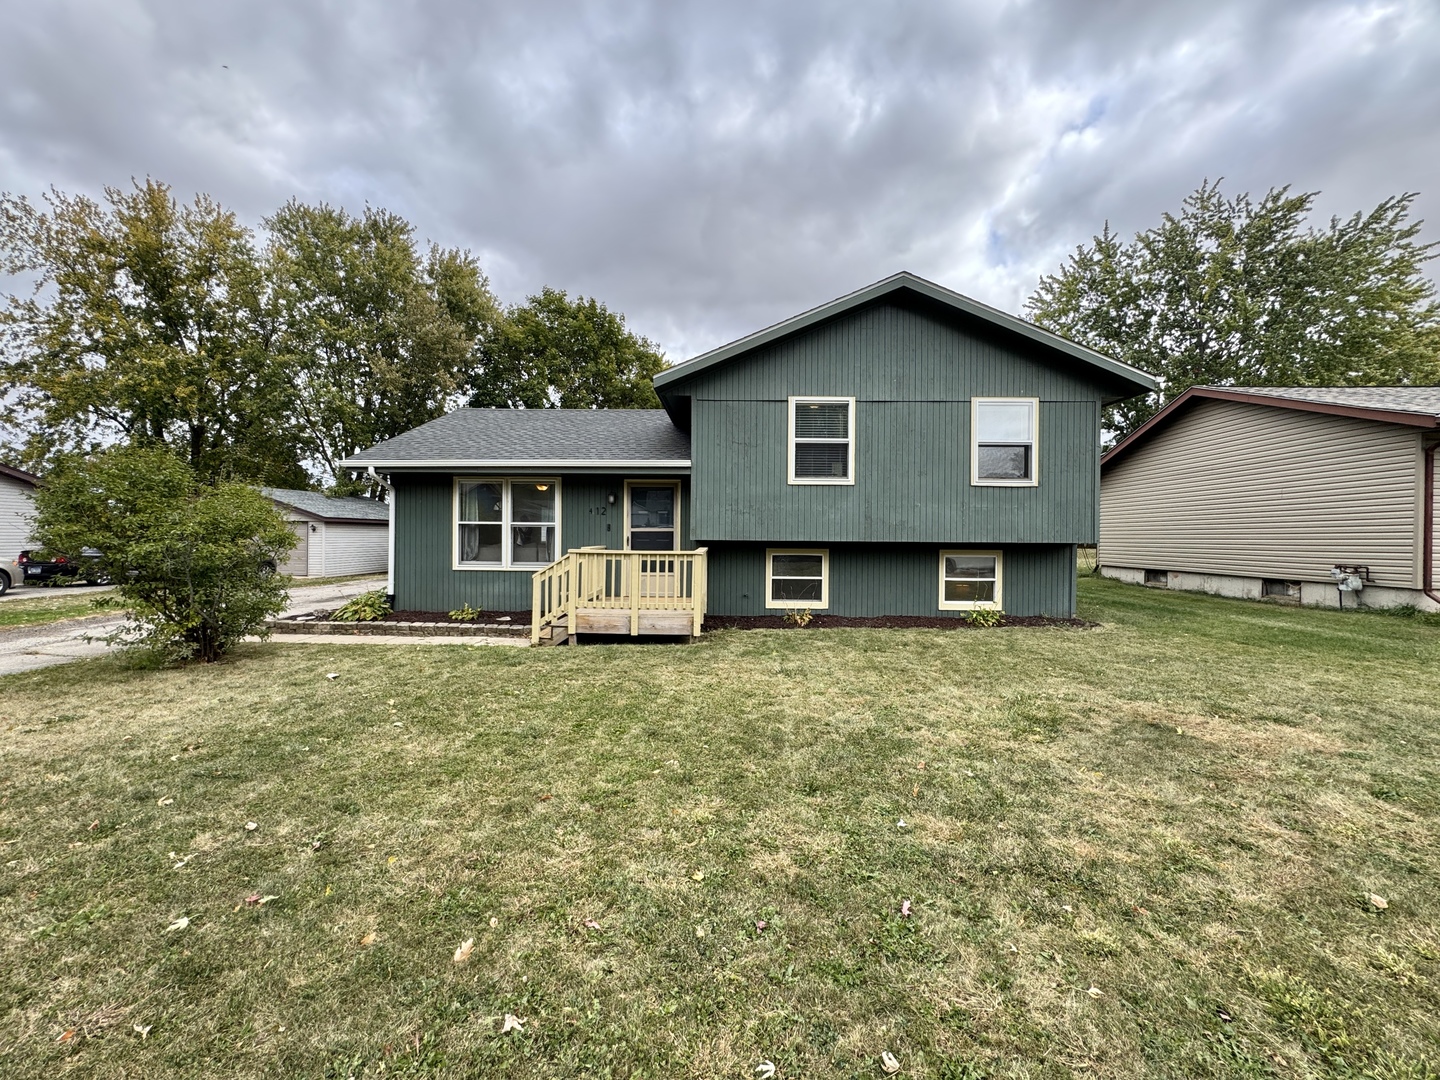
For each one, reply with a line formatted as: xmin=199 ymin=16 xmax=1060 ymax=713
xmin=263 ymin=488 xmax=390 ymax=523
xmin=1228 ymin=386 xmax=1440 ymax=416
xmin=339 ymin=409 xmax=691 ymax=468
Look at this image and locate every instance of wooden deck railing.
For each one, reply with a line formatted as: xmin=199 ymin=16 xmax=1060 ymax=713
xmin=531 ymin=547 xmax=709 ymax=644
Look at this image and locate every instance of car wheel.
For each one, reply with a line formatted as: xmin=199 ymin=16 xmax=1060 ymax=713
xmin=0 ymin=569 xmax=9 ymax=596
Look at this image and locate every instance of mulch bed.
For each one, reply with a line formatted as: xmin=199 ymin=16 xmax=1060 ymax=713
xmin=380 ymin=610 xmax=531 ymax=626
xmin=702 ymin=614 xmax=1093 ymax=630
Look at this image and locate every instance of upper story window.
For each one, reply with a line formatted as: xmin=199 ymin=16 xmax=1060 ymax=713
xmin=972 ymin=398 xmax=1038 ymax=486
xmin=455 ymin=479 xmax=559 ymax=569
xmin=789 ymin=396 xmax=855 ymax=485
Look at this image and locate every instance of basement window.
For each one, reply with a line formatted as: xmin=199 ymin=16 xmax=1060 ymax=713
xmin=939 ymin=551 xmax=1003 ymax=609
xmin=766 ymin=549 xmax=829 ymax=608
xmin=1262 ymin=579 xmax=1302 ymax=603
xmin=789 ymin=397 xmax=855 ymax=484
xmin=1143 ymin=569 xmax=1168 ymax=587
xmin=455 ymin=479 xmax=559 ymax=569
xmin=972 ymin=398 xmax=1038 ymax=485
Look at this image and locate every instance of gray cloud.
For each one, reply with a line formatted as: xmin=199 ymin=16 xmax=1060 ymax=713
xmin=1 ymin=0 xmax=1437 ymax=360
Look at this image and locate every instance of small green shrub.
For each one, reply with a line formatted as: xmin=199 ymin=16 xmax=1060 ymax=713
xmin=448 ymin=604 xmax=484 ymax=622
xmin=331 ymin=590 xmax=391 ymax=623
xmin=964 ymin=608 xmax=1004 ymax=628
xmin=782 ymin=608 xmax=814 ymax=628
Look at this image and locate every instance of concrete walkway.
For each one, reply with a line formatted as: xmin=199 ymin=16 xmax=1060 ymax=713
xmin=0 ymin=577 xmax=389 ymax=677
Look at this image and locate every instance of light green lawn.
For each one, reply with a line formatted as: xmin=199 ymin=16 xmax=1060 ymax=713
xmin=1 ymin=577 xmax=1437 ymax=1078
xmin=0 ymin=590 xmax=114 ymax=629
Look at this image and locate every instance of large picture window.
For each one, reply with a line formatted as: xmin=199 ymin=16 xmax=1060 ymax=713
xmin=765 ymin=549 xmax=829 ymax=608
xmin=788 ymin=397 xmax=855 ymax=484
xmin=456 ymin=479 xmax=559 ymax=569
xmin=938 ymin=550 xmax=1002 ymax=609
xmin=972 ymin=398 xmax=1038 ymax=485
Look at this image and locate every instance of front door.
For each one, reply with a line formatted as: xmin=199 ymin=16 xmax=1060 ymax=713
xmin=625 ymin=483 xmax=679 ymax=551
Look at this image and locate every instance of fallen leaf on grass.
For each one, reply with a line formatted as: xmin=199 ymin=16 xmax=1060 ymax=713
xmin=583 ymin=919 xmax=601 ymax=931
xmin=454 ymin=938 xmax=475 ymax=963
xmin=896 ymin=819 xmax=908 ymax=829
xmin=755 ymin=1062 xmax=776 ymax=1079
xmin=488 ymin=916 xmax=499 ymax=928
xmin=691 ymin=870 xmax=705 ymax=881
xmin=900 ymin=899 xmax=912 ymax=918
xmin=156 ymin=797 xmax=174 ymax=807
xmin=538 ymin=794 xmax=553 ymax=802
xmin=1368 ymin=893 xmax=1389 ymax=911
xmin=500 ymin=1014 xmax=525 ymax=1033
xmin=57 ymin=1029 xmax=76 ymax=1044
xmin=755 ymin=919 xmax=767 ymax=934
xmin=1085 ymin=986 xmax=1104 ymax=998
xmin=881 ymin=1050 xmax=901 ymax=1074
xmin=164 ymin=916 xmax=190 ymax=933
xmin=326 ymin=673 xmax=339 ymax=680
xmin=244 ymin=821 xmax=258 ymax=832
xmin=359 ymin=932 xmax=377 ymax=947
xmin=133 ymin=1023 xmax=152 ymax=1039
xmin=1216 ymin=1007 xmax=1234 ymax=1023
xmin=88 ymin=820 xmax=99 ymax=831
xmin=695 ymin=925 xmax=706 ymax=938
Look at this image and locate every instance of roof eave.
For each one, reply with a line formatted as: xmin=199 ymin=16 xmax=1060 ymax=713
xmin=339 ymin=458 xmax=693 ymax=471
xmin=1102 ymin=386 xmax=1440 ymax=472
xmin=653 ymin=271 xmax=1159 ymax=396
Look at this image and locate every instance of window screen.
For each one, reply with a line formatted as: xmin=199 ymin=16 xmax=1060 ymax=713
xmin=791 ymin=399 xmax=853 ymax=481
xmin=974 ymin=400 xmax=1036 ymax=483
xmin=768 ymin=551 xmax=827 ymax=606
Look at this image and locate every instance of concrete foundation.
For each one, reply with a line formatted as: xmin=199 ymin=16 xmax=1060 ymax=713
xmin=1100 ymin=564 xmax=1439 ymax=612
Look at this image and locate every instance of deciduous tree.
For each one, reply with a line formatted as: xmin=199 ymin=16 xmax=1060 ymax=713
xmin=1026 ymin=181 xmax=1440 ymax=439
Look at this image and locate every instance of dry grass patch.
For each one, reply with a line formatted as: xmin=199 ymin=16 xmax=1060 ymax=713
xmin=1 ymin=577 xmax=1439 ymax=1077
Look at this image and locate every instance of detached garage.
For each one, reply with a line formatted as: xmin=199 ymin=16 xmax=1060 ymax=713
xmin=263 ymin=489 xmax=390 ymax=579
xmin=1 ymin=462 xmax=39 ymax=596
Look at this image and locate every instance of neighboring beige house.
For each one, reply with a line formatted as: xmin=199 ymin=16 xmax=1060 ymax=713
xmin=263 ymin=489 xmax=390 ymax=579
xmin=1100 ymin=386 xmax=1440 ymax=611
xmin=0 ymin=462 xmax=40 ymax=596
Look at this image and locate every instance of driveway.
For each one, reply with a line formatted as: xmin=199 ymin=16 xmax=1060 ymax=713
xmin=0 ymin=576 xmax=386 ymax=677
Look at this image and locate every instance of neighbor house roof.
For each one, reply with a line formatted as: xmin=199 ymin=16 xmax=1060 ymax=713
xmin=0 ymin=463 xmax=40 ymax=487
xmin=1103 ymin=385 xmax=1440 ymax=471
xmin=263 ymin=488 xmax=391 ymax=524
xmin=652 ymin=271 xmax=1159 ymax=401
xmin=338 ymin=409 xmax=691 ymax=471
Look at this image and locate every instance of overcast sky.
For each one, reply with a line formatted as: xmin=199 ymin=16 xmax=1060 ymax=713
xmin=1 ymin=0 xmax=1437 ymax=360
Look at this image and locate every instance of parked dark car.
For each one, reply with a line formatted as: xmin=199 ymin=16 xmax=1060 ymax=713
xmin=14 ymin=548 xmax=106 ymax=586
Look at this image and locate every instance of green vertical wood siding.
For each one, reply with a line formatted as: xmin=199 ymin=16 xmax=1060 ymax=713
xmin=392 ymin=473 xmax=694 ymax=612
xmin=705 ymin=543 xmax=1077 ymax=618
xmin=671 ymin=300 xmax=1105 ymax=544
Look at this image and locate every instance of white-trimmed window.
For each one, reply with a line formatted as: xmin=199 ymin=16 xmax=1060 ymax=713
xmin=972 ymin=398 xmax=1038 ymax=485
xmin=766 ymin=549 xmax=829 ymax=608
xmin=939 ymin=550 xmax=1002 ymax=609
xmin=788 ymin=396 xmax=855 ymax=484
xmin=455 ymin=479 xmax=559 ymax=569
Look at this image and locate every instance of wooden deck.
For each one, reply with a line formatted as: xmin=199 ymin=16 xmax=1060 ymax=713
xmin=532 ymin=548 xmax=708 ymax=645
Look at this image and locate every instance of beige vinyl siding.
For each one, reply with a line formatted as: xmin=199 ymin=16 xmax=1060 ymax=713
xmin=0 ymin=475 xmax=36 ymax=564
xmin=1101 ymin=400 xmax=1421 ymax=587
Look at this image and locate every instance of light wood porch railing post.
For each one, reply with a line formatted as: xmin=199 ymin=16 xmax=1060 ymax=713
xmin=629 ymin=552 xmax=640 ymax=635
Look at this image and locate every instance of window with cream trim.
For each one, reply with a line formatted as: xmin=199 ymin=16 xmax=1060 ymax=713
xmin=972 ymin=398 xmax=1038 ymax=485
xmin=765 ymin=549 xmax=829 ymax=608
xmin=788 ymin=397 xmax=855 ymax=484
xmin=938 ymin=550 xmax=1002 ymax=609
xmin=455 ymin=479 xmax=559 ymax=569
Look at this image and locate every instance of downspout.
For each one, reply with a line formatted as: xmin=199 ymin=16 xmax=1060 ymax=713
xmin=368 ymin=467 xmax=396 ymax=605
xmin=1425 ymin=441 xmax=1439 ymax=608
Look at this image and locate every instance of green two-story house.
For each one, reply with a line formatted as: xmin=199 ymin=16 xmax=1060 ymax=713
xmin=341 ymin=272 xmax=1155 ymax=641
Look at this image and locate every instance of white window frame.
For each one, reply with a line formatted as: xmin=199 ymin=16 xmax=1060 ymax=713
xmin=765 ymin=548 xmax=830 ymax=609
xmin=938 ymin=549 xmax=1003 ymax=610
xmin=971 ymin=397 xmax=1039 ymax=487
xmin=453 ymin=478 xmax=561 ymax=571
xmin=788 ymin=396 xmax=856 ymax=486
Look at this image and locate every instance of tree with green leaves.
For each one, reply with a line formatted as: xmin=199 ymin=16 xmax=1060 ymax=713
xmin=1026 ymin=181 xmax=1440 ymax=439
xmin=470 ymin=286 xmax=666 ymax=410
xmin=264 ymin=201 xmax=499 ymax=495
xmin=32 ymin=446 xmax=296 ymax=663
xmin=0 ymin=180 xmax=306 ymax=483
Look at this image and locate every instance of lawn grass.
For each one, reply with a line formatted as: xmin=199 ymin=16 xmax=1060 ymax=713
xmin=2 ymin=577 xmax=1438 ymax=1078
xmin=0 ymin=590 xmax=114 ymax=629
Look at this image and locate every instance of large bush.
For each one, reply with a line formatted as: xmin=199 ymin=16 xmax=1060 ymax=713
xmin=32 ymin=447 xmax=297 ymax=662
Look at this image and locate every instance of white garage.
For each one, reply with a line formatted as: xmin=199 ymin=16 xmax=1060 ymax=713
xmin=263 ymin=488 xmax=390 ymax=579
xmin=1 ymin=463 xmax=39 ymax=595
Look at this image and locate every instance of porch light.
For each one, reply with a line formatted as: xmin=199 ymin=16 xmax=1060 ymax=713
xmin=535 ymin=484 xmax=550 ymax=491
xmin=607 ymin=492 xmax=617 ymax=505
